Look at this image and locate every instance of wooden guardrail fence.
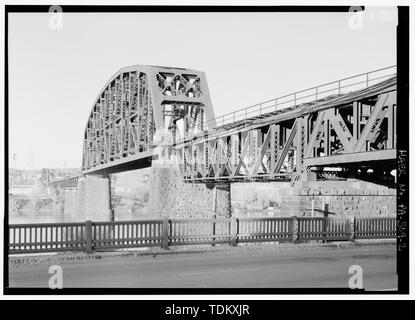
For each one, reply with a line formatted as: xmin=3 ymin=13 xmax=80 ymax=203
xmin=8 ymin=216 xmax=396 ymax=254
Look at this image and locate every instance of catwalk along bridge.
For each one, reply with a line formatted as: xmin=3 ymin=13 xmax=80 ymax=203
xmin=51 ymin=65 xmax=397 ymax=188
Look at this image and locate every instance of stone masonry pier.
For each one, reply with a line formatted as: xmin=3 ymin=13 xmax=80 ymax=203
xmin=148 ymin=163 xmax=231 ymax=219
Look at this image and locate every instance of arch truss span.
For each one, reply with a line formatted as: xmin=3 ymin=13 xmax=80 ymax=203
xmin=82 ymin=65 xmax=216 ymax=175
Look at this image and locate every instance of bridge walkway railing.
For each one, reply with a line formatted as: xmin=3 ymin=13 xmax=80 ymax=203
xmin=205 ymin=65 xmax=396 ymax=129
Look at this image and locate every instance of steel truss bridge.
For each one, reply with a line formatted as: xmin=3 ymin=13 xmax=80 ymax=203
xmin=51 ymin=65 xmax=397 ymax=188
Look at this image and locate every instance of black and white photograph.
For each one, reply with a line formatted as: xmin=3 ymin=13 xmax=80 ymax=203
xmin=3 ymin=3 xmax=410 ymax=298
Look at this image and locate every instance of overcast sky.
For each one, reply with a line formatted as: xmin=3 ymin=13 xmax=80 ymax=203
xmin=8 ymin=7 xmax=397 ymax=169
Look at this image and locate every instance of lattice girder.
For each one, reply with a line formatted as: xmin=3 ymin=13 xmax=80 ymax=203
xmin=82 ymin=65 xmax=215 ymax=173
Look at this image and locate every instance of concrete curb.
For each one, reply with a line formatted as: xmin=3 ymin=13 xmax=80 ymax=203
xmin=9 ymin=239 xmax=396 ymax=268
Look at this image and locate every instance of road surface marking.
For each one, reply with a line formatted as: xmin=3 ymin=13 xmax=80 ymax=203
xmin=177 ymin=268 xmax=261 ymax=276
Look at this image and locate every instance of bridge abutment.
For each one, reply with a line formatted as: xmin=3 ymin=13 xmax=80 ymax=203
xmin=232 ymin=180 xmax=396 ymax=218
xmin=291 ymin=181 xmax=396 ymax=218
xmin=148 ymin=162 xmax=231 ymax=219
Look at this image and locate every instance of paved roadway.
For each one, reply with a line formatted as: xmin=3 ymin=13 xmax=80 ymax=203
xmin=9 ymin=245 xmax=397 ymax=290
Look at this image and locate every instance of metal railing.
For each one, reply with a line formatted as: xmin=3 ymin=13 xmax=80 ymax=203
xmin=9 ymin=216 xmax=396 ymax=254
xmin=205 ymin=65 xmax=396 ymax=129
xmin=9 ymin=222 xmax=87 ymax=254
xmin=91 ymin=220 xmax=163 ymax=251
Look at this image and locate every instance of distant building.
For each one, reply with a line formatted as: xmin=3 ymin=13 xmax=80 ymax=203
xmin=40 ymin=168 xmax=55 ymax=185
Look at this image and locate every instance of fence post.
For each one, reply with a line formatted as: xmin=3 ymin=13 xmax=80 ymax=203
xmin=311 ymin=199 xmax=315 ymax=217
xmin=162 ymin=217 xmax=170 ymax=250
xmin=230 ymin=217 xmax=238 ymax=247
xmin=323 ymin=204 xmax=329 ymax=243
xmin=349 ymin=216 xmax=356 ymax=242
xmin=85 ymin=220 xmax=92 ymax=254
xmin=212 ymin=214 xmax=216 ymax=247
xmin=292 ymin=216 xmax=299 ymax=243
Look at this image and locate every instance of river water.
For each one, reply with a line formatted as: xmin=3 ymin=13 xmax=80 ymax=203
xmin=8 ymin=208 xmax=153 ymax=225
